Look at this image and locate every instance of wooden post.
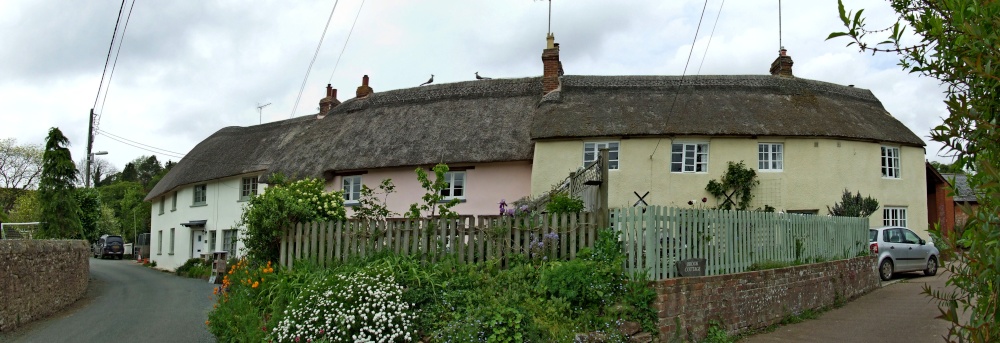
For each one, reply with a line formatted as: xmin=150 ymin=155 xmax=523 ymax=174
xmin=598 ymin=148 xmax=610 ymax=229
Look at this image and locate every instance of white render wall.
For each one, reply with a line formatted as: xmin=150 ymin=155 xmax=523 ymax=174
xmin=531 ymin=136 xmax=929 ymax=238
xmin=149 ymin=173 xmax=263 ymax=271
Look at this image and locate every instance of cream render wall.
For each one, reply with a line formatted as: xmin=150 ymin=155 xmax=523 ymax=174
xmin=327 ymin=161 xmax=533 ymax=217
xmin=531 ymin=137 xmax=929 ymax=237
xmin=149 ymin=173 xmax=263 ymax=271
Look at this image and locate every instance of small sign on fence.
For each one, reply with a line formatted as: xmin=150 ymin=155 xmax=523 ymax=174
xmin=676 ymin=258 xmax=706 ymax=277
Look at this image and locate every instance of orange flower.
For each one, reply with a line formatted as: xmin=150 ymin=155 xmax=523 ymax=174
xmin=252 ymin=281 xmax=259 ymax=288
xmin=205 ymin=320 xmax=210 ymax=326
xmin=213 ymin=287 xmax=219 ymax=295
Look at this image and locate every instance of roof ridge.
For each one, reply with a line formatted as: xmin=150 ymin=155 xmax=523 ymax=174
xmin=561 ymin=74 xmax=878 ymax=102
xmin=332 ymin=77 xmax=543 ymax=114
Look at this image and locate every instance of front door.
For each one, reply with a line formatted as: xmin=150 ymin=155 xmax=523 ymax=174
xmin=191 ymin=230 xmax=206 ymax=259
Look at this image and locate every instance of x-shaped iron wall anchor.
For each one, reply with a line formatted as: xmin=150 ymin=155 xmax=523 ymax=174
xmin=633 ymin=191 xmax=649 ymax=207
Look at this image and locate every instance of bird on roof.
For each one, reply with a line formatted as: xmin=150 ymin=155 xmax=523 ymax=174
xmin=420 ymin=74 xmax=434 ymax=86
xmin=475 ymin=72 xmax=492 ymax=80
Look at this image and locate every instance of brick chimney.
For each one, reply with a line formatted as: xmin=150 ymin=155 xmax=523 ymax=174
xmin=769 ymin=48 xmax=794 ymax=77
xmin=356 ymin=75 xmax=374 ymax=98
xmin=318 ymin=84 xmax=340 ymax=115
xmin=541 ymin=33 xmax=563 ymax=94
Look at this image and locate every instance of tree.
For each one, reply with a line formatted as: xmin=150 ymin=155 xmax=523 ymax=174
xmin=705 ymin=161 xmax=759 ymax=210
xmin=405 ymin=164 xmax=460 ymax=219
xmin=77 ymin=188 xmax=102 ymax=242
xmin=353 ymin=179 xmax=397 ymax=222
xmin=76 ymin=157 xmax=119 ymax=187
xmin=831 ymin=1 xmax=1000 ymax=341
xmin=929 ymin=161 xmax=965 ymax=175
xmin=37 ymin=127 xmax=83 ymax=239
xmin=6 ymin=191 xmax=40 ymax=223
xmin=0 ymin=138 xmax=43 ymax=214
xmin=827 ymin=189 xmax=879 ymax=217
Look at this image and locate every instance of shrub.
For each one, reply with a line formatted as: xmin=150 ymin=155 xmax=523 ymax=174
xmin=545 ymin=193 xmax=584 ymax=214
xmin=270 ymin=265 xmax=414 ymax=342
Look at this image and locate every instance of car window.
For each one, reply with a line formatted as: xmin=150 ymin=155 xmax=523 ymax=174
xmin=884 ymin=228 xmax=903 ymax=243
xmin=869 ymin=229 xmax=877 ymax=242
xmin=107 ymin=236 xmax=123 ymax=244
xmin=902 ymin=230 xmax=920 ymax=244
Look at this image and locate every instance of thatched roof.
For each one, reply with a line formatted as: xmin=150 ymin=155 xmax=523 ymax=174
xmin=145 ymin=77 xmax=541 ymax=200
xmin=146 ymin=74 xmax=924 ymax=201
xmin=532 ymin=75 xmax=925 ymax=147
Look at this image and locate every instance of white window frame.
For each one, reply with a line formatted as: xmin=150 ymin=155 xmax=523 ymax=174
xmin=758 ymin=143 xmax=784 ymax=171
xmin=223 ymin=229 xmax=238 ymax=257
xmin=169 ymin=228 xmax=175 ymax=255
xmin=670 ymin=142 xmax=710 ymax=173
xmin=158 ymin=197 xmax=165 ymax=215
xmin=157 ymin=230 xmax=163 ymax=255
xmin=193 ymin=184 xmax=207 ymax=206
xmin=584 ymin=141 xmax=620 ymax=170
xmin=440 ymin=171 xmax=466 ymax=200
xmin=171 ymin=192 xmax=177 ymax=211
xmin=342 ymin=175 xmax=362 ymax=203
xmin=240 ymin=176 xmax=258 ymax=201
xmin=883 ymin=207 xmax=907 ymax=227
xmin=881 ymin=146 xmax=901 ymax=179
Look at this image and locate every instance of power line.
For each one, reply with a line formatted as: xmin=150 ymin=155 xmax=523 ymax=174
xmin=97 ymin=0 xmax=137 ymax=129
xmin=291 ymin=1 xmax=340 ymax=118
xmin=97 ymin=129 xmax=186 ymax=156
xmin=696 ymin=0 xmax=725 ymax=75
xmin=93 ymin=0 xmax=128 ymax=110
xmin=327 ymin=0 xmax=366 ymax=84
xmin=98 ymin=132 xmax=185 ymax=160
xmin=649 ymin=0 xmax=711 ymax=158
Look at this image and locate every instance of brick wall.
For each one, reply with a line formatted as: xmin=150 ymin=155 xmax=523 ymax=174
xmin=0 ymin=240 xmax=89 ymax=332
xmin=653 ymin=256 xmax=878 ymax=341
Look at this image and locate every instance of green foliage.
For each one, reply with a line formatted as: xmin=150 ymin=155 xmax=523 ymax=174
xmin=831 ymin=2 xmax=1000 ymax=340
xmin=97 ymin=181 xmax=148 ymax=242
xmin=353 ymin=178 xmax=397 ymax=221
xmin=406 ymin=164 xmax=460 ymax=220
xmin=930 ymin=161 xmax=966 ymax=175
xmin=6 ymin=190 xmax=40 ymax=223
xmin=38 ymin=127 xmax=82 ymax=239
xmin=826 ymin=189 xmax=879 ymax=217
xmin=0 ymin=138 xmax=43 ymax=214
xmin=239 ymin=176 xmax=346 ymax=264
xmin=702 ymin=320 xmax=733 ymax=343
xmin=176 ymin=258 xmax=212 ymax=279
xmin=705 ymin=161 xmax=759 ymax=210
xmin=539 ymin=259 xmax=611 ymax=307
xmin=545 ymin=193 xmax=585 ymax=214
xmin=76 ymin=188 xmax=102 ymax=242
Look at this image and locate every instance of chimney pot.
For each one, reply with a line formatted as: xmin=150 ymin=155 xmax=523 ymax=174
xmin=318 ymin=84 xmax=341 ymax=116
xmin=769 ymin=48 xmax=794 ymax=77
xmin=326 ymin=83 xmax=333 ymax=97
xmin=356 ymin=75 xmax=374 ymax=98
xmin=363 ymin=75 xmax=370 ymax=86
xmin=541 ymin=35 xmax=563 ymax=94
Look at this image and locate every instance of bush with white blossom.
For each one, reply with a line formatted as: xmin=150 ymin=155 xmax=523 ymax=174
xmin=270 ymin=266 xmax=415 ymax=343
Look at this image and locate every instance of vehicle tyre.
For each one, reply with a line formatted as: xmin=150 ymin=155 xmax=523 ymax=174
xmin=924 ymin=256 xmax=938 ymax=276
xmin=879 ymin=259 xmax=894 ymax=281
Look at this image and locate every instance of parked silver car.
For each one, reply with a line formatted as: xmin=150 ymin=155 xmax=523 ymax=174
xmin=869 ymin=226 xmax=939 ymax=281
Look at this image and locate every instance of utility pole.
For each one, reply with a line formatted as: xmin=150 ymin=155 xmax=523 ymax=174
xmin=86 ymin=108 xmax=95 ymax=188
xmin=256 ymin=102 xmax=271 ymax=124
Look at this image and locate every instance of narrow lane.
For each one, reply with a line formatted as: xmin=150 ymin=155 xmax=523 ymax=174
xmin=741 ymin=270 xmax=957 ymax=343
xmin=1 ymin=258 xmax=216 ymax=343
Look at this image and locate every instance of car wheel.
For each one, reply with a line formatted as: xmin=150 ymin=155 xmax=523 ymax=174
xmin=924 ymin=256 xmax=938 ymax=276
xmin=879 ymin=259 xmax=894 ymax=281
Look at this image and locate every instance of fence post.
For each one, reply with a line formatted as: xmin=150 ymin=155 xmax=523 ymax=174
xmin=598 ymin=148 xmax=610 ymax=229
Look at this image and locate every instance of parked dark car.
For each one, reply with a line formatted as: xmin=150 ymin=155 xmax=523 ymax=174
xmin=94 ymin=234 xmax=125 ymax=259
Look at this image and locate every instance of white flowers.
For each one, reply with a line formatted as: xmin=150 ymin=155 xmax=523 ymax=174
xmin=270 ymin=266 xmax=414 ymax=342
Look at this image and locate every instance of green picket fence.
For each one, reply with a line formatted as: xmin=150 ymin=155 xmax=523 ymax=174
xmin=611 ymin=206 xmax=870 ymax=280
xmin=279 ymin=213 xmax=599 ymax=270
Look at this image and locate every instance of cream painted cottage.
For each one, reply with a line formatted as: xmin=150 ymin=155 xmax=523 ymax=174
xmin=146 ymin=36 xmax=927 ymax=271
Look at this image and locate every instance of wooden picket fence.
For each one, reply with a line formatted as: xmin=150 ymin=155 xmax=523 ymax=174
xmin=278 ymin=212 xmax=599 ymax=270
xmin=612 ymin=206 xmax=870 ymax=280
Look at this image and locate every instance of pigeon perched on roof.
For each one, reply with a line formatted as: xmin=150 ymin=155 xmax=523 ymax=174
xmin=420 ymin=74 xmax=434 ymax=86
xmin=475 ymin=72 xmax=492 ymax=80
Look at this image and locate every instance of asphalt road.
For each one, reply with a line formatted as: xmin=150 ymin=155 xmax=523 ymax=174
xmin=0 ymin=258 xmax=217 ymax=343
xmin=741 ymin=269 xmax=962 ymax=343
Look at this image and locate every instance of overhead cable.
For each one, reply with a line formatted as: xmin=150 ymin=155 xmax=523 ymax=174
xmin=290 ymin=1 xmax=340 ymax=118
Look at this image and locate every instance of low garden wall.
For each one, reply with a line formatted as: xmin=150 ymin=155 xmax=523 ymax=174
xmin=0 ymin=240 xmax=89 ymax=332
xmin=653 ymin=256 xmax=878 ymax=341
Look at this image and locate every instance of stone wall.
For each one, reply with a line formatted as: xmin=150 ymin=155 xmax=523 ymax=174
xmin=0 ymin=240 xmax=89 ymax=332
xmin=654 ymin=256 xmax=878 ymax=341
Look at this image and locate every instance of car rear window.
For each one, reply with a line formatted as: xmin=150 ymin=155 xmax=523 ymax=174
xmin=869 ymin=229 xmax=877 ymax=242
xmin=106 ymin=236 xmax=124 ymax=244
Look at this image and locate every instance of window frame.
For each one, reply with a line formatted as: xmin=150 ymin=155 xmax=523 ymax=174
xmin=758 ymin=143 xmax=784 ymax=172
xmin=583 ymin=141 xmax=620 ymax=170
xmin=168 ymin=228 xmax=175 ymax=255
xmin=439 ymin=171 xmax=467 ymax=200
xmin=881 ymin=146 xmax=901 ymax=179
xmin=193 ymin=184 xmax=207 ymax=206
xmin=171 ymin=192 xmax=177 ymax=211
xmin=240 ymin=176 xmax=258 ymax=201
xmin=670 ymin=142 xmax=710 ymax=173
xmin=157 ymin=230 xmax=163 ymax=255
xmin=158 ymin=197 xmax=165 ymax=215
xmin=342 ymin=175 xmax=362 ymax=204
xmin=883 ymin=207 xmax=907 ymax=227
xmin=223 ymin=229 xmax=238 ymax=257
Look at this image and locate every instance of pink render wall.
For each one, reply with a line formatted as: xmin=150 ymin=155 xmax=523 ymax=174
xmin=326 ymin=161 xmax=533 ymax=217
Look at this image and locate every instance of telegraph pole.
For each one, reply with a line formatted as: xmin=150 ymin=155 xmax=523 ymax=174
xmin=86 ymin=108 xmax=95 ymax=188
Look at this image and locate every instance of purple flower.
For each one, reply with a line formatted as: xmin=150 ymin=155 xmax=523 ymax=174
xmin=702 ymin=197 xmax=707 ymax=203
xmin=687 ymin=200 xmax=694 ymax=206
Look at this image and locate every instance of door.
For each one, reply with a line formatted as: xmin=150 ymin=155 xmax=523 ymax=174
xmin=882 ymin=228 xmax=913 ymax=270
xmin=191 ymin=230 xmax=206 ymax=259
xmin=900 ymin=229 xmax=928 ymax=270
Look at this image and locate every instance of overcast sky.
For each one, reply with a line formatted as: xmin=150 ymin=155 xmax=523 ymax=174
xmin=0 ymin=0 xmax=952 ymax=171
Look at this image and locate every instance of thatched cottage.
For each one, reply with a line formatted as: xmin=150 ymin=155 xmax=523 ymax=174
xmin=145 ymin=36 xmax=926 ymax=270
